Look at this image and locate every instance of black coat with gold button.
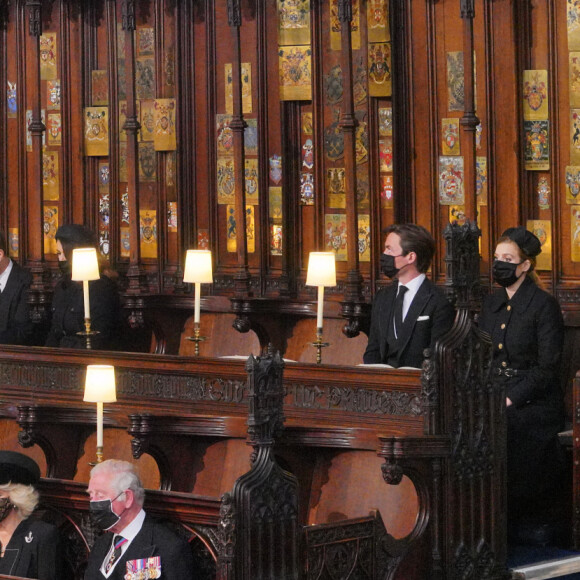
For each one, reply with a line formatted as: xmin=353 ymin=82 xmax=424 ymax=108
xmin=479 ymin=274 xmax=564 ymax=499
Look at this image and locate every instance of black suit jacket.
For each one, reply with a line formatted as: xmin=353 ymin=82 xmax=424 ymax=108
xmin=84 ymin=514 xmax=194 ymax=580
xmin=0 ymin=518 xmax=62 ymax=580
xmin=363 ymin=278 xmax=455 ymax=368
xmin=0 ymin=261 xmax=33 ymax=345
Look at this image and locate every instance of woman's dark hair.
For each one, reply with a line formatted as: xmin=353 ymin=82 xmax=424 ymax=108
xmin=382 ymin=224 xmax=436 ymax=273
xmin=55 ymin=224 xmax=97 ymax=262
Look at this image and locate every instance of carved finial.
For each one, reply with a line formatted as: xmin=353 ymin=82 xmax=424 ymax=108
xmin=0 ymin=0 xmax=10 ymax=30
xmin=121 ymin=0 xmax=136 ymax=31
xmin=460 ymin=0 xmax=475 ymax=19
xmin=337 ymin=0 xmax=352 ymax=22
xmin=245 ymin=351 xmax=285 ymax=449
xmin=25 ymin=0 xmax=42 ymax=37
xmin=227 ymin=0 xmax=241 ymax=27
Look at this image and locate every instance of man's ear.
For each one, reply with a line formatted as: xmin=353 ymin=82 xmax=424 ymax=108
xmin=406 ymin=251 xmax=417 ymax=266
xmin=123 ymin=489 xmax=135 ymax=509
xmin=0 ymin=249 xmax=6 ymax=261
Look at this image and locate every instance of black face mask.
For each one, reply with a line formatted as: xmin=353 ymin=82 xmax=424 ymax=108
xmin=0 ymin=497 xmax=13 ymax=523
xmin=89 ymin=496 xmax=122 ymax=531
xmin=492 ymin=259 xmax=522 ymax=288
xmin=380 ymin=253 xmax=402 ymax=279
xmin=58 ymin=260 xmax=71 ymax=276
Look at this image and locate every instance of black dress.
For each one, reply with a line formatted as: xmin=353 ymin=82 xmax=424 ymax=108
xmin=45 ymin=274 xmax=121 ymax=350
xmin=0 ymin=518 xmax=62 ymax=579
xmin=479 ymin=275 xmax=564 ymax=501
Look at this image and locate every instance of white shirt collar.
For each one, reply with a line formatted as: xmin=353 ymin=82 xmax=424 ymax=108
xmin=117 ymin=508 xmax=146 ymax=542
xmin=398 ymin=273 xmax=426 ymax=321
xmin=399 ymin=273 xmax=425 ymax=296
xmin=0 ymin=259 xmax=13 ymax=292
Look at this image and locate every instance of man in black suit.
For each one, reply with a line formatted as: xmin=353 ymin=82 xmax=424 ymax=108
xmin=85 ymin=460 xmax=194 ymax=580
xmin=363 ymin=224 xmax=455 ymax=368
xmin=0 ymin=231 xmax=33 ymax=345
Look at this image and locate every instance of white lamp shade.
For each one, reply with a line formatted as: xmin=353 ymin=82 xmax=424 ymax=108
xmin=84 ymin=365 xmax=117 ymax=403
xmin=183 ymin=250 xmax=213 ymax=283
xmin=71 ymin=248 xmax=100 ymax=281
xmin=306 ymin=252 xmax=336 ymax=287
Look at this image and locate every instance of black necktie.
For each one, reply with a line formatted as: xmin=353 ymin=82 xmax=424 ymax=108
xmin=394 ymin=285 xmax=408 ymax=338
xmin=105 ymin=535 xmax=127 ymax=573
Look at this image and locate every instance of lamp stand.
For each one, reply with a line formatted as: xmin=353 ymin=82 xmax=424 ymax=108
xmin=186 ymin=322 xmax=207 ymax=356
xmin=310 ymin=328 xmax=329 ymax=364
xmin=77 ymin=318 xmax=100 ymax=350
xmin=89 ymin=446 xmax=104 ymax=467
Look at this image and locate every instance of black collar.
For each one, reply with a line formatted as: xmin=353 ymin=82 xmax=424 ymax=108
xmin=487 ymin=275 xmax=538 ymax=313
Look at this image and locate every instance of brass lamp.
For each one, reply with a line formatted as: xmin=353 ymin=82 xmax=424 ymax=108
xmin=305 ymin=252 xmax=336 ymax=364
xmin=183 ymin=249 xmax=213 ymax=356
xmin=84 ymin=364 xmax=116 ymax=464
xmin=71 ymin=247 xmax=100 ymax=349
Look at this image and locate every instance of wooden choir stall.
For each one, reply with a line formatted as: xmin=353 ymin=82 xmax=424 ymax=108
xmin=0 ymin=223 xmax=511 ymax=580
xmin=1 ymin=0 xmax=580 ymax=579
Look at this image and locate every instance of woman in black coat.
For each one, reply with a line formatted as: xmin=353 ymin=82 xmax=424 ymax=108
xmin=45 ymin=224 xmax=120 ymax=350
xmin=479 ymin=227 xmax=564 ymax=538
xmin=0 ymin=451 xmax=62 ymax=579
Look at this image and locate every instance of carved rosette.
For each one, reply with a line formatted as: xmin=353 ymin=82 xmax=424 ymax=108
xmin=381 ymin=460 xmax=403 ymax=486
xmin=128 ymin=413 xmax=152 ymax=459
xmin=17 ymin=406 xmax=36 ymax=448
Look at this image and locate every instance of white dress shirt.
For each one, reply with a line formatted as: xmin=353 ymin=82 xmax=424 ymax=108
xmin=398 ymin=273 xmax=425 ymax=321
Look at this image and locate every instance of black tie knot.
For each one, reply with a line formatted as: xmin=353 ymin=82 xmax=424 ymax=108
xmin=394 ymin=285 xmax=408 ymax=338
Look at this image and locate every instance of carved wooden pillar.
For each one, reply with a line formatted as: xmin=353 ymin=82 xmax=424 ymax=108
xmin=338 ymin=0 xmax=362 ymax=302
xmin=217 ymin=352 xmax=299 ymax=579
xmin=121 ymin=0 xmax=146 ymax=325
xmin=459 ymin=0 xmax=479 ymax=221
xmin=336 ymin=0 xmax=366 ymax=337
xmin=227 ymin=0 xmax=250 ymax=298
xmin=0 ymin=2 xmax=8 ymax=233
xmin=173 ymin=0 xmax=194 ymax=292
xmin=121 ymin=0 xmax=142 ymax=294
xmin=25 ymin=0 xmax=49 ymax=323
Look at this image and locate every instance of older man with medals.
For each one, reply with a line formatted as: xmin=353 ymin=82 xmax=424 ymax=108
xmin=84 ymin=460 xmax=193 ymax=580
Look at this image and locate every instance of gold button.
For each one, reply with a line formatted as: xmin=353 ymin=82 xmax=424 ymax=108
xmin=501 ymin=323 xmax=506 ymax=329
xmin=502 ymin=361 xmax=507 ymax=367
xmin=498 ymin=343 xmax=503 ymax=349
xmin=507 ymin=305 xmax=511 ymax=311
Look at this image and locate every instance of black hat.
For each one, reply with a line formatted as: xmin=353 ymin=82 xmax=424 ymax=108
xmin=501 ymin=227 xmax=542 ymax=258
xmin=55 ymin=224 xmax=97 ymax=248
xmin=0 ymin=451 xmax=40 ymax=485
